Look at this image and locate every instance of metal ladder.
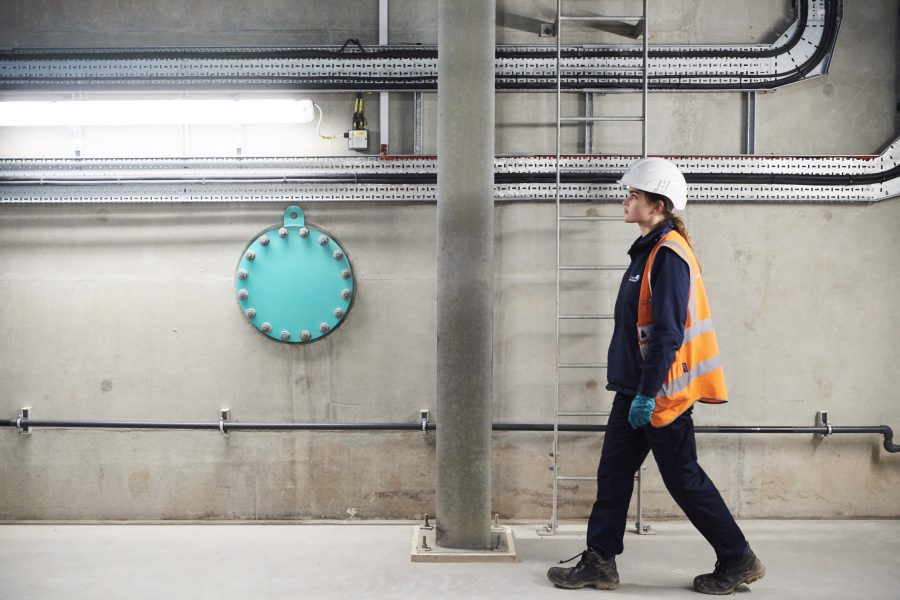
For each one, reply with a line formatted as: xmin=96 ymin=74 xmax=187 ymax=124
xmin=544 ymin=0 xmax=653 ymax=536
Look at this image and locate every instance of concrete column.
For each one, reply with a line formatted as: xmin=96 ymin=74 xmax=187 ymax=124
xmin=435 ymin=0 xmax=495 ymax=549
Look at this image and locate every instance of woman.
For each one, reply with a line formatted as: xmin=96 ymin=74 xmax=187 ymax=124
xmin=547 ymin=157 xmax=765 ymax=595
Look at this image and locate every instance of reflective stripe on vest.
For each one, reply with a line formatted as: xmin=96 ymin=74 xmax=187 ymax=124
xmin=636 ymin=231 xmax=728 ymax=427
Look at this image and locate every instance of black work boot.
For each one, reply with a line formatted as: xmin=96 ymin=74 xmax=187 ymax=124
xmin=547 ymin=547 xmax=620 ymax=590
xmin=693 ymin=546 xmax=765 ymax=595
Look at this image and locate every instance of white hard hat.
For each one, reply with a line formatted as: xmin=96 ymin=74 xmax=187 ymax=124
xmin=618 ymin=157 xmax=688 ymax=210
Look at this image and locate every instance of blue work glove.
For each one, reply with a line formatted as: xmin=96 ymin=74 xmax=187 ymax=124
xmin=628 ymin=394 xmax=655 ymax=429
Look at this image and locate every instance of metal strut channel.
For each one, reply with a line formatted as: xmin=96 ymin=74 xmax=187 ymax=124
xmin=2 ymin=130 xmax=899 ymax=203
xmin=0 ymin=0 xmax=840 ymax=92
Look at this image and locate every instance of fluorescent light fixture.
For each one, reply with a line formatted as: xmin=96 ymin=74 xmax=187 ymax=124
xmin=0 ymin=98 xmax=315 ymax=126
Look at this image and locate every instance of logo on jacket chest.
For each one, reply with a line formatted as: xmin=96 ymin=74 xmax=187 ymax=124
xmin=628 ymin=273 xmax=641 ymax=283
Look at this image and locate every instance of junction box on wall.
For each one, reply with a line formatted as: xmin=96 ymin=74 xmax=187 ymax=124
xmin=346 ymin=129 xmax=368 ymax=150
xmin=345 ymin=93 xmax=369 ymax=151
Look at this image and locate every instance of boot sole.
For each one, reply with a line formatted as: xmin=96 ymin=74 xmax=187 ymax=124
xmin=693 ymin=565 xmax=766 ymax=595
xmin=549 ymin=580 xmax=620 ymax=590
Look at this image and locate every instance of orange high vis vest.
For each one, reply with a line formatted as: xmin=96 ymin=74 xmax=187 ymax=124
xmin=637 ymin=231 xmax=727 ymax=427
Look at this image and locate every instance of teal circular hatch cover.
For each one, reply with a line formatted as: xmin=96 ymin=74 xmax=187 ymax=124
xmin=235 ymin=205 xmax=355 ymax=343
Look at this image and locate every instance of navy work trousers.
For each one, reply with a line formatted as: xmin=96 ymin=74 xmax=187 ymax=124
xmin=586 ymin=393 xmax=748 ymax=563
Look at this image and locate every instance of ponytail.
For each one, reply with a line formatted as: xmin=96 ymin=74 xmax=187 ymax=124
xmin=647 ymin=192 xmax=701 ymax=271
xmin=665 ymin=212 xmax=691 ymax=248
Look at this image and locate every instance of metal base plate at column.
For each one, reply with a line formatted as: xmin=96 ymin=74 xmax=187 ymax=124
xmin=410 ymin=525 xmax=517 ymax=563
xmin=634 ymin=523 xmax=657 ymax=535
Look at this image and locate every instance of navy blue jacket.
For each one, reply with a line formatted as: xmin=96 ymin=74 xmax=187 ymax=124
xmin=606 ymin=220 xmax=691 ymax=398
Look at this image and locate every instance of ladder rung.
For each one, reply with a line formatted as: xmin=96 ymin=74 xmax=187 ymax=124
xmin=556 ymin=475 xmax=597 ymax=481
xmin=559 ymin=314 xmax=614 ymax=320
xmin=559 ymin=15 xmax=645 ymax=22
xmin=559 ymin=216 xmax=621 ymax=222
xmin=558 ymin=363 xmax=608 ymax=369
xmin=558 ymin=411 xmax=610 ymax=417
xmin=560 ymin=265 xmax=628 ymax=271
xmin=561 ymin=116 xmax=644 ymax=123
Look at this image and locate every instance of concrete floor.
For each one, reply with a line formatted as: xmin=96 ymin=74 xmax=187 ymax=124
xmin=0 ymin=520 xmax=897 ymax=599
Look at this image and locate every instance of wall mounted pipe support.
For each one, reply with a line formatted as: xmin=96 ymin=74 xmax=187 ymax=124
xmin=420 ymin=409 xmax=430 ymax=437
xmin=16 ymin=407 xmax=31 ymax=435
xmin=219 ymin=408 xmax=230 ymax=436
xmin=816 ymin=410 xmax=833 ymax=437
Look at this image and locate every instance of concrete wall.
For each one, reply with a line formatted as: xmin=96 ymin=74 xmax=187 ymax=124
xmin=1 ymin=1 xmax=899 ymax=520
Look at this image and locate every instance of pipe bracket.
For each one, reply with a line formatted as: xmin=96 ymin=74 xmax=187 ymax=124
xmin=17 ymin=407 xmax=31 ymax=435
xmin=815 ymin=410 xmax=832 ymax=437
xmin=420 ymin=409 xmax=429 ymax=437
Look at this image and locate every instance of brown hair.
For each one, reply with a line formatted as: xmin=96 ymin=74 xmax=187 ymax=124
xmin=646 ymin=191 xmax=700 ymax=270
